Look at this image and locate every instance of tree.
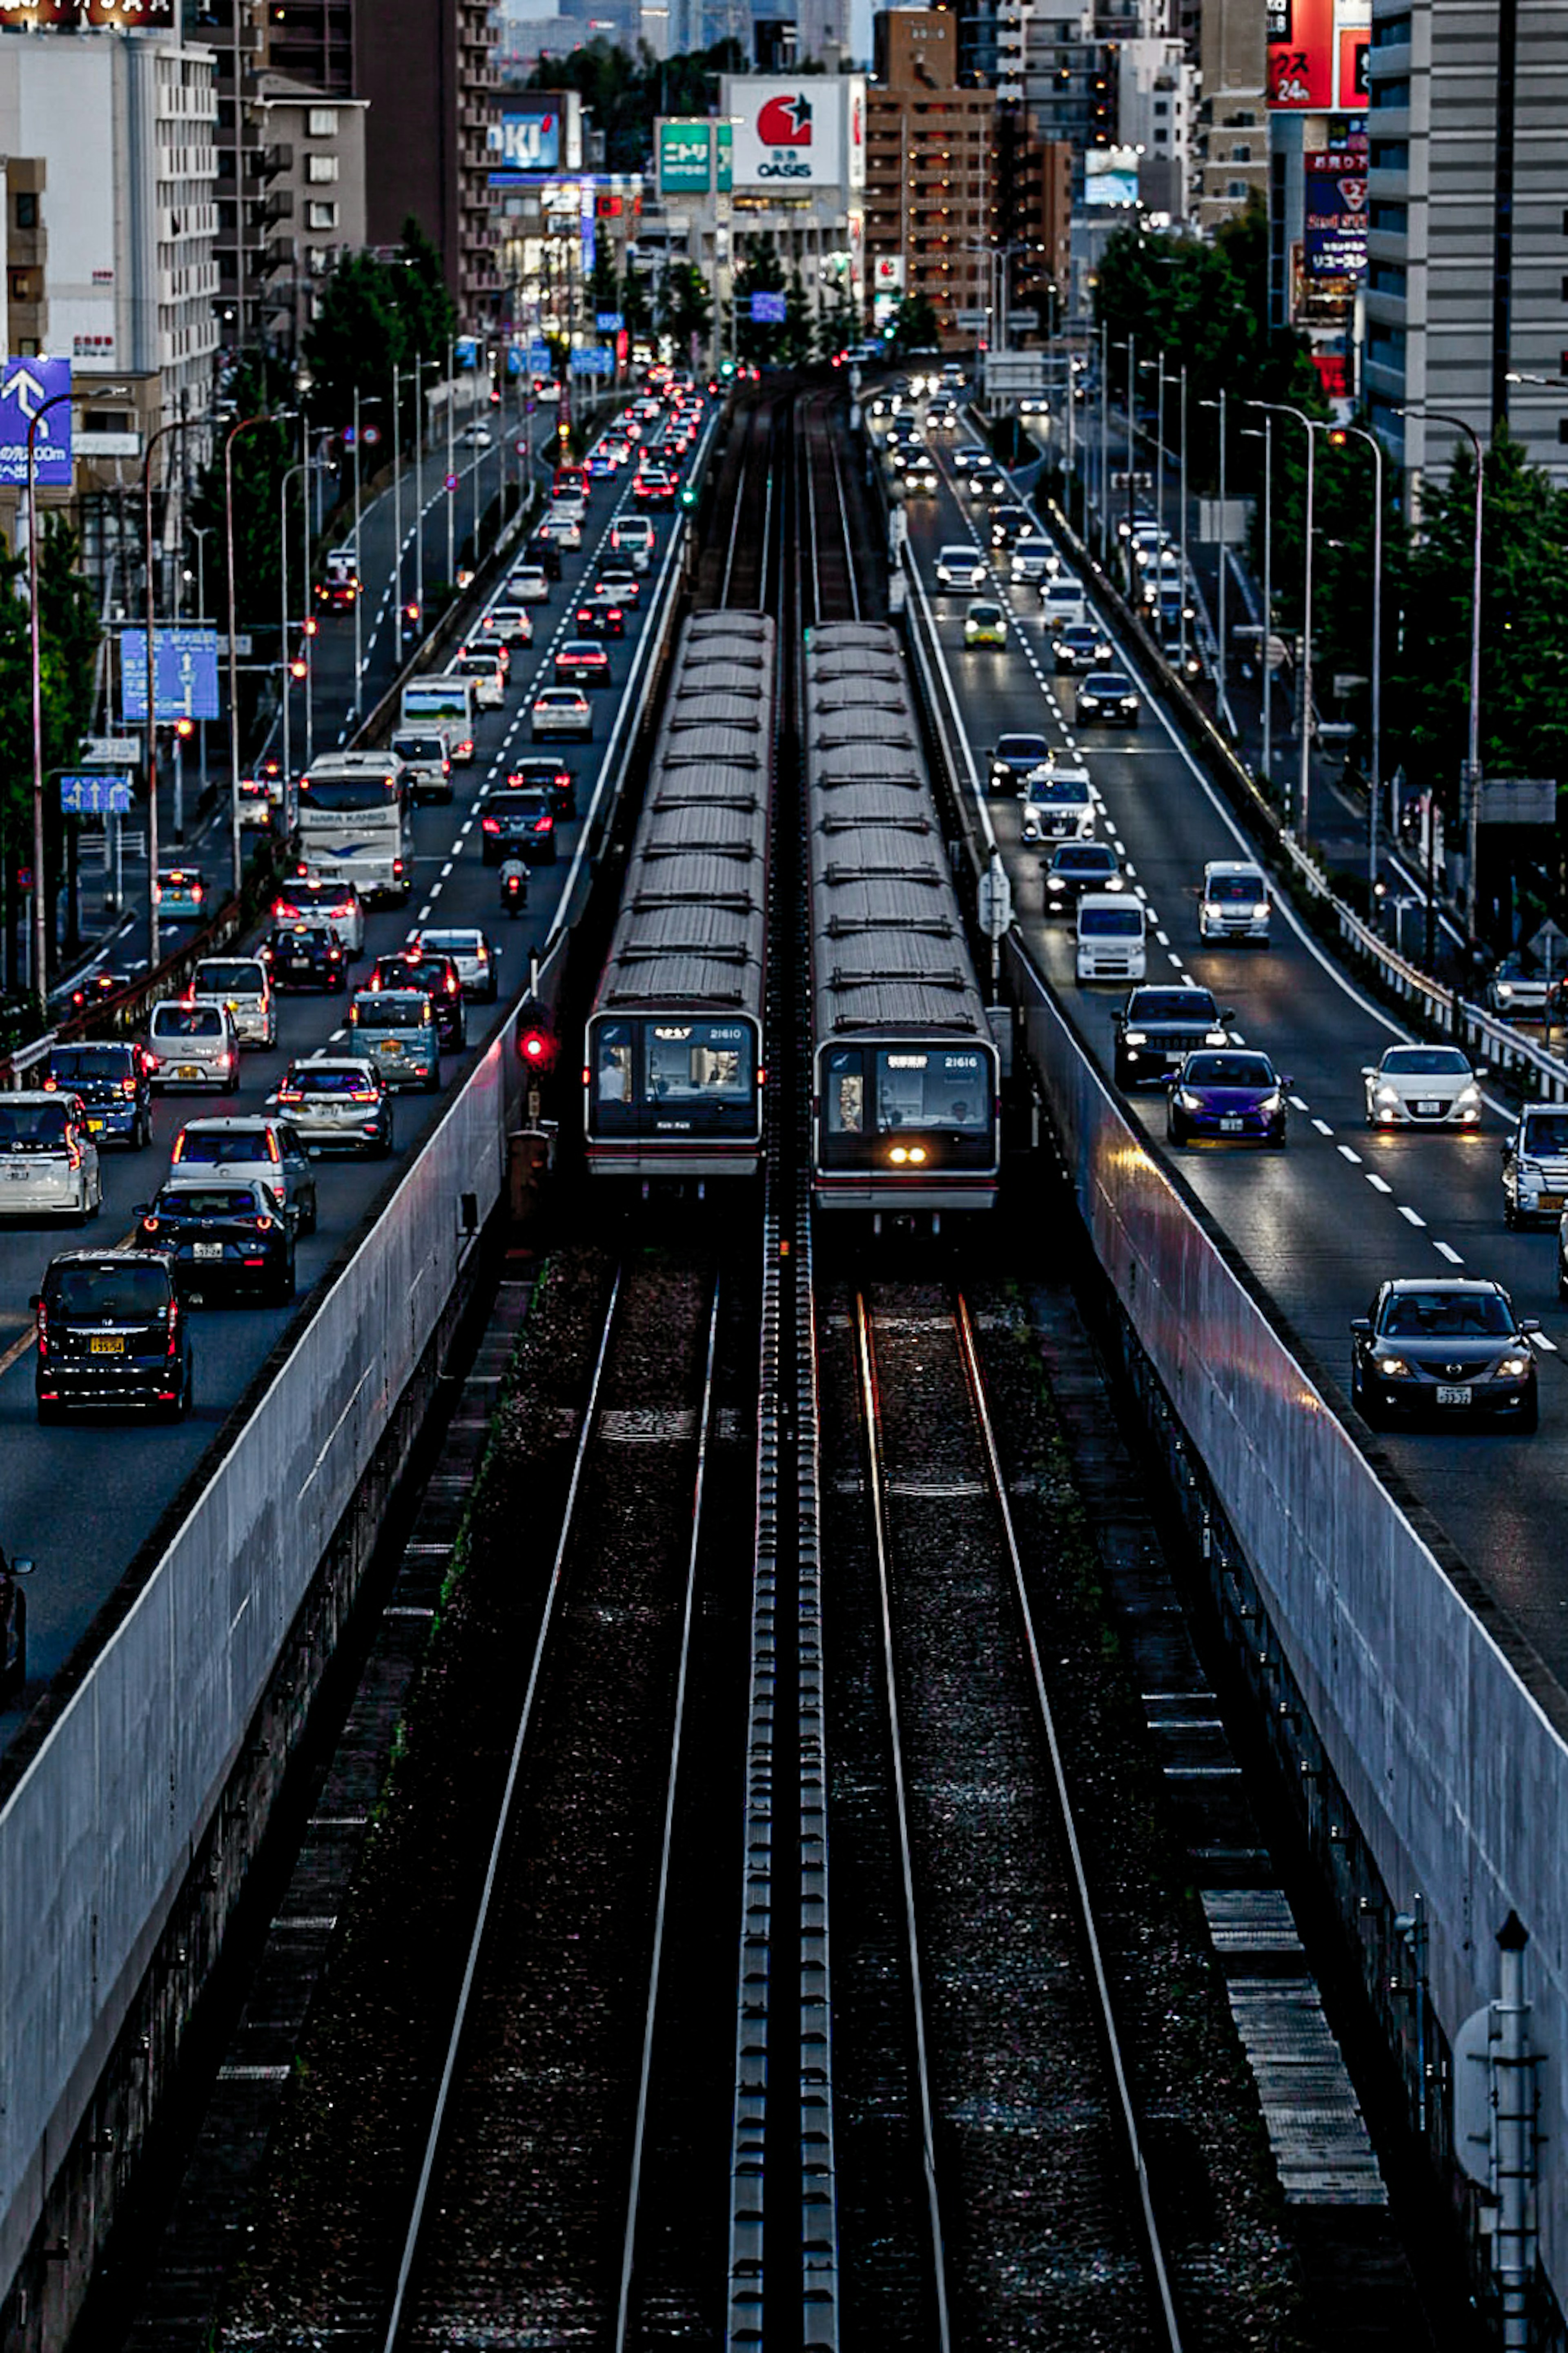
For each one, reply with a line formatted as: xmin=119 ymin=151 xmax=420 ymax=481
xmin=39 ymin=517 xmax=102 ymax=957
xmin=659 ymin=261 xmax=713 ymax=362
xmin=523 ymin=37 xmax=745 ymax=173
xmin=733 ymin=234 xmax=786 ymax=365
xmin=885 ymin=293 xmax=940 ymax=357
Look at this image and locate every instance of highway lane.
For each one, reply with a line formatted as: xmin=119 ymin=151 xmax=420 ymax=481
xmin=1 ymin=435 xmax=687 ymax=1741
xmin=892 ymin=409 xmax=1568 ymax=1685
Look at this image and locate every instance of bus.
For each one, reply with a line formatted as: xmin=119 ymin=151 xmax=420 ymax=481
xmin=298 ymin=752 xmax=410 ymax=905
xmin=400 ymin=673 xmax=476 ymax=763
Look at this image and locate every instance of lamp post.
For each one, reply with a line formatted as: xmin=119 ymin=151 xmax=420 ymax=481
xmin=350 ymin=388 xmax=383 ymax=720
xmin=1405 ymin=406 xmax=1485 ymax=938
xmin=143 ymin=412 xmax=196 ymax=972
xmin=1337 ymin=423 xmax=1385 ymax=902
xmin=188 ymin=521 xmax=213 ymax=798
xmin=1241 ymin=420 xmax=1273 ymax=789
xmin=279 ymin=457 xmax=322 ymax=798
xmin=1201 ymin=388 xmax=1229 ymax=726
xmin=1251 ymin=401 xmax=1324 ymax=844
xmin=225 ymin=411 xmax=295 ymax=902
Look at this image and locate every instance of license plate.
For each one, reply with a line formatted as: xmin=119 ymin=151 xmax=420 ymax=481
xmin=1220 ymin=1116 xmax=1244 ymax=1132
xmin=194 ymin=1241 xmax=223 ymax=1260
xmin=89 ymin=1335 xmax=125 ymax=1355
xmin=1539 ymin=1192 xmax=1564 ymax=1213
xmin=1436 ymin=1386 xmax=1472 ymax=1407
xmin=6 ymin=1167 xmax=29 ymax=1181
xmin=177 ymin=1064 xmax=202 ymax=1080
xmin=87 ymin=1118 xmax=105 ymax=1132
xmin=1414 ymin=1100 xmax=1443 ymax=1116
xmin=380 ymin=1042 xmax=403 ymax=1057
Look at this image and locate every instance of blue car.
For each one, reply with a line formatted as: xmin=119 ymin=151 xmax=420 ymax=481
xmin=1166 ymin=1049 xmax=1290 ymax=1147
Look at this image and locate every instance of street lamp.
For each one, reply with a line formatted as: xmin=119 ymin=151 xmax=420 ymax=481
xmin=224 ymin=410 xmax=296 ymax=902
xmin=1250 ymin=401 xmax=1327 ymax=844
xmin=280 ymin=457 xmax=324 ymax=791
xmin=1403 ymin=404 xmax=1486 ymax=938
xmin=1201 ymin=389 xmax=1230 ymax=728
xmin=1334 ymin=423 xmax=1386 ymax=902
xmin=143 ymin=411 xmax=197 ymax=972
xmin=1241 ymin=421 xmax=1273 ymax=789
xmin=350 ymin=388 xmax=383 ymax=718
xmin=23 ymin=379 xmax=127 ymax=1008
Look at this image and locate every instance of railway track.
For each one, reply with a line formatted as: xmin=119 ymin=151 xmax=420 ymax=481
xmin=811 ymin=1275 xmax=1186 ymax=2349
xmin=372 ymin=1251 xmax=756 ymax=2351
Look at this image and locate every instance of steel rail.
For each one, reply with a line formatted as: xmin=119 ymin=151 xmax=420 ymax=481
xmin=379 ymin=1266 xmax=625 ymax=2353
xmin=616 ymin=1274 xmax=724 ymax=2347
xmin=950 ymin=1288 xmax=1186 ymax=2350
xmin=852 ymin=1293 xmax=956 ymax=2353
xmin=820 ymin=399 xmax=861 ymax=625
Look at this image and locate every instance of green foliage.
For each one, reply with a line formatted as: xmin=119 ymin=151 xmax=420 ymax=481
xmin=658 ymin=261 xmax=713 ymax=356
xmin=520 ymin=36 xmax=745 ymax=174
xmin=304 ymin=217 xmax=456 ymax=453
xmin=884 ymin=292 xmax=940 ymax=357
xmin=188 ymin=360 xmax=299 ymax=635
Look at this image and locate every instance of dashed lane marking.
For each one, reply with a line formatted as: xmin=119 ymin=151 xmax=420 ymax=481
xmin=1338 ymin=1144 xmax=1362 ymax=1165
xmin=1365 ymin=1172 xmax=1392 ymax=1194
xmin=1530 ymin=1330 xmax=1559 ymax=1353
xmin=1289 ymin=1096 xmax=1309 ymax=1111
xmin=1433 ymin=1241 xmax=1464 ymax=1264
xmin=1312 ymin=1117 xmax=1334 ymax=1136
xmin=1397 ymin=1204 xmax=1426 ymax=1227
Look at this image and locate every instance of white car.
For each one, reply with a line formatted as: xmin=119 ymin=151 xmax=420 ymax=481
xmin=450 ymin=651 xmax=505 ymax=709
xmin=410 ymin=925 xmax=500 ymax=1004
xmin=531 ymin=686 xmax=593 ymax=740
xmin=611 ymin=516 xmax=655 ymax=571
xmin=461 ymin=423 xmax=493 ymax=448
xmin=147 ymin=1000 xmax=240 ymax=1093
xmin=1502 ymin=1106 xmax=1568 ymax=1227
xmin=1362 ymin=1045 xmax=1483 ymax=1130
xmin=1198 ymin=860 xmax=1272 ymax=945
xmin=166 ymin=1116 xmax=318 ymax=1232
xmin=507 ymin=564 xmax=552 ymax=604
xmin=1011 ymin=537 xmax=1057 ymax=584
xmin=270 ymin=1058 xmax=394 ymax=1156
xmin=188 ymin=956 xmax=277 ymax=1048
xmin=542 ymin=511 xmax=583 ymax=552
xmin=1020 ymin=762 xmax=1096 ymax=844
xmin=484 ymin=604 xmax=534 ymax=649
xmin=0 ymin=1092 xmax=102 ymax=1222
xmin=935 ymin=543 xmax=986 ymax=593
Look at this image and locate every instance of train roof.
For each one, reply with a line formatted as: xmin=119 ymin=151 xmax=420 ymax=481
xmin=804 ymin=622 xmax=993 ymax=1047
xmin=592 ymin=610 xmax=775 ymax=1022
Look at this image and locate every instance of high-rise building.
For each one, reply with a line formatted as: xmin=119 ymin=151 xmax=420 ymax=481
xmin=359 ymin=0 xmax=502 ymax=325
xmin=866 ymin=9 xmax=997 ymax=348
xmin=1363 ymin=0 xmax=1568 ymax=487
xmin=250 ymin=75 xmax=369 ymax=357
xmin=1194 ymin=0 xmax=1266 ymax=230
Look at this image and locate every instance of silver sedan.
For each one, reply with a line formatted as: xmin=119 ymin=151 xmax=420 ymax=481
xmin=1361 ymin=1045 xmax=1483 ymax=1129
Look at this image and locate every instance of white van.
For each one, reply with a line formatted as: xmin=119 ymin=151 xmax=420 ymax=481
xmin=1076 ymin=893 xmax=1147 ymax=984
xmin=1199 ymin=859 xmax=1272 ymax=944
xmin=1041 ymin=576 xmax=1088 ymax=629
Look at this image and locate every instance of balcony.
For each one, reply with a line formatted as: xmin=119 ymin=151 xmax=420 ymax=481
xmin=263 ymin=188 xmax=295 ymax=224
xmin=258 ymin=141 xmax=294 ymax=180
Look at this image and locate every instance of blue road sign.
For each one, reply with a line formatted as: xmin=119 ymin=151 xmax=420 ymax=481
xmin=0 ymin=355 xmax=72 ymax=487
xmin=120 ymin=628 xmax=221 ymax=724
xmin=595 ymin=310 xmax=624 ymax=332
xmin=505 ymin=348 xmax=524 ymax=377
xmin=750 ymin=291 xmax=786 ymax=324
xmin=60 ymin=774 xmax=133 ymax=816
xmin=569 ymin=347 xmax=615 ymax=379
xmin=454 ymin=336 xmax=480 ymax=370
xmin=527 ymin=342 xmax=553 ymax=375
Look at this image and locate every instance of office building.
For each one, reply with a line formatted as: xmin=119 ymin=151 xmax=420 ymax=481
xmin=866 ymin=8 xmax=997 ymax=347
xmin=1194 ymin=0 xmax=1266 ymax=230
xmin=359 ymin=0 xmax=503 ymax=325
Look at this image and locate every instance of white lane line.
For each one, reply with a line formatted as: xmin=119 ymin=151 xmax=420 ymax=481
xmin=440 ymin=860 xmax=454 ymax=878
xmin=1338 ymin=1144 xmax=1363 ymax=1165
xmin=1227 ymin=1029 xmax=1246 ymax=1045
xmin=330 ymin=1027 xmax=346 ymax=1043
xmin=1288 ymin=1095 xmax=1309 ymax=1111
xmin=1312 ymin=1117 xmax=1334 ymax=1136
xmin=1166 ymin=950 xmax=1183 ymax=969
xmin=1365 ymin=1172 xmax=1392 ymax=1194
xmin=1155 ymin=929 xmax=1170 ymax=947
xmin=1433 ymin=1240 xmax=1464 ymax=1264
xmin=459 ymin=819 xmax=473 ymax=836
xmin=1398 ymin=1203 xmax=1427 ymax=1227
xmin=418 ymin=901 xmax=432 ymax=920
xmin=1531 ymin=1330 xmax=1559 ymax=1353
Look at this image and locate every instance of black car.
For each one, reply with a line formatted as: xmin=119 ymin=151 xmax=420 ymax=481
xmin=574 ymin=594 xmax=626 ymax=639
xmin=134 ymin=1181 xmax=295 ymax=1305
xmin=1077 ymin=670 xmax=1142 ymax=724
xmin=509 ymin=755 xmax=577 ymax=820
xmin=33 ymin=1248 xmax=193 ymax=1423
xmin=990 ymin=504 xmax=1032 ymax=547
xmin=45 ymin=1042 xmax=153 ymax=1150
xmin=264 ymin=921 xmax=349 ymax=992
xmin=1051 ymin=623 xmax=1112 ymax=673
xmin=367 ymin=950 xmax=467 ymax=1049
xmin=1112 ymin=985 xmax=1232 ymax=1089
xmin=1042 ymin=842 xmax=1126 ymax=912
xmin=524 ymin=531 xmax=564 ymax=582
xmin=989 ymin=731 xmax=1054 ymax=795
xmin=1351 ymin=1279 xmax=1540 ymax=1432
xmin=480 ymin=786 xmax=557 ymax=866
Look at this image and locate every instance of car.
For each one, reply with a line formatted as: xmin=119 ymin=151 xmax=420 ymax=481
xmin=146 ymin=1000 xmax=239 ymax=1092
xmin=1166 ymin=1049 xmax=1290 ymax=1147
xmin=269 ymin=1057 xmax=394 ymax=1156
xmin=523 ymin=532 xmax=564 ymax=582
xmin=963 ymin=599 xmax=1008 ymax=649
xmin=587 ymin=444 xmax=619 ymax=479
xmin=509 ymin=755 xmax=577 ymax=820
xmin=166 ymin=1115 xmax=318 ymax=1233
xmin=1486 ymin=951 xmax=1561 ymax=1020
xmin=531 ymin=686 xmax=592 ymax=740
xmin=935 ymin=544 xmax=987 ymax=593
xmin=868 ymin=388 xmax=903 ymax=419
xmin=1042 ymin=842 xmax=1126 ymax=912
xmin=549 ymin=489 xmax=587 ymax=525
xmin=64 ymin=967 xmax=136 ymax=1014
xmin=990 ymin=504 xmax=1032 ymax=547
xmin=574 ymin=595 xmax=626 ymax=640
xmin=1199 ymin=860 xmax=1271 ymax=944
xmin=0 ymin=1092 xmax=102 ymax=1222
xmin=153 ymin=866 xmax=209 ymax=925
xmin=1077 ymin=670 xmax=1141 ymax=725
xmin=1052 ymin=623 xmax=1113 ymax=674
xmin=610 ymin=516 xmax=656 ymax=570
xmin=541 ymin=510 xmax=583 ymax=550
xmin=391 ymin=729 xmax=454 ymax=805
xmin=367 ymin=949 xmax=467 ymax=1049
xmin=43 ymin=1043 xmax=153 ymax=1150
xmin=238 ymin=775 xmax=283 ymax=833
xmin=347 ymin=987 xmax=442 ymax=1092
xmin=263 ymin=920 xmax=350 ymax=992
xmin=460 ymin=422 xmax=493 ymax=448
xmin=1020 ymin=762 xmax=1096 ymax=844
xmin=1010 ymin=536 xmax=1057 ymax=584
xmin=450 ymin=649 xmax=505 ymax=709
xmin=951 ymin=445 xmax=985 ymax=472
xmin=595 ymin=564 xmax=642 ymax=607
xmin=1113 ymin=986 xmax=1233 ymax=1089
xmin=1350 ymin=1278 xmax=1539 ymax=1431
xmin=272 ymin=874 xmax=366 ymax=953
xmin=409 ymin=925 xmax=499 ymax=1005
xmin=481 ymin=784 xmax=557 ymax=865
xmin=484 ymin=604 xmax=534 ymax=650
xmin=555 ymin=639 xmax=612 ymax=688
xmin=134 ymin=1181 xmax=295 ymax=1305
xmin=635 ymin=470 xmax=677 ymax=506
xmin=1118 ymin=508 xmax=1157 ymax=543
xmin=188 ymin=956 xmax=277 ymax=1049
xmin=32 ymin=1248 xmax=193 ymax=1424
xmin=902 ymin=457 xmax=939 ymax=495
xmin=989 ymin=733 xmax=1054 ymax=796
xmin=968 ymin=470 xmax=1007 ymax=505
xmin=1500 ymin=1105 xmax=1568 ymax=1228
xmin=508 ymin=564 xmax=552 ymax=604
xmin=1362 ymin=1045 xmax=1483 ymax=1130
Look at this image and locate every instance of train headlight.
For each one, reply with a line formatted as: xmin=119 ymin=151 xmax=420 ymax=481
xmin=908 ymin=1146 xmax=928 ymax=1164
xmin=890 ymin=1146 xmax=909 ymax=1164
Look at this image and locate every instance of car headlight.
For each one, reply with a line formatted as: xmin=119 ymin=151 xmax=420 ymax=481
xmin=1375 ymin=1354 xmax=1412 ymax=1378
xmin=1497 ymin=1355 xmax=1532 ymax=1379
xmin=1202 ymin=902 xmax=1221 ymax=921
xmin=1375 ymin=1085 xmax=1401 ymax=1103
xmin=1456 ymin=1085 xmax=1481 ymax=1105
xmin=1497 ymin=983 xmax=1514 ymax=1000
xmin=1205 ymin=1029 xmax=1229 ymax=1046
xmin=1517 ymin=1158 xmax=1540 ymax=1180
xmin=1253 ymin=902 xmax=1270 ymax=921
xmin=1178 ymin=1089 xmax=1202 ymax=1111
xmin=1123 ymin=1031 xmax=1146 ymax=1046
xmin=1258 ymin=1092 xmax=1283 ymax=1115
xmin=1047 ymin=876 xmax=1067 ymax=893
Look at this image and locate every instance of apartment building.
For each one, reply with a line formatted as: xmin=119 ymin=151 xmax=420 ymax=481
xmin=250 ymin=74 xmax=368 ymax=357
xmin=866 ymin=8 xmax=998 ymax=348
xmin=359 ymin=0 xmax=502 ymax=324
xmin=1194 ymin=0 xmax=1266 ymax=229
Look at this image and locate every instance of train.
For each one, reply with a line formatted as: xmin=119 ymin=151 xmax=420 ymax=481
xmin=803 ymin=622 xmax=1000 ymax=1221
xmin=583 ymin=609 xmax=776 ymax=1185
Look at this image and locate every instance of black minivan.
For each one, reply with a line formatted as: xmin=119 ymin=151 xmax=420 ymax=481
xmin=33 ymin=1250 xmax=193 ymax=1424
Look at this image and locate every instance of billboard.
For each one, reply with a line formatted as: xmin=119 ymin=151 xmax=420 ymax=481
xmin=872 ymin=254 xmax=905 ymax=296
xmin=1268 ymin=0 xmax=1369 ymax=109
xmin=726 ymin=79 xmax=851 ymax=190
xmin=750 ymin=290 xmax=786 ymax=323
xmin=1303 ymin=143 xmax=1368 ymax=279
xmin=0 ymin=356 xmax=72 ymax=487
xmin=495 ymin=109 xmax=561 ymax=173
xmin=659 ymin=119 xmax=711 ymax=194
xmin=1085 ymin=147 xmax=1139 ymax=208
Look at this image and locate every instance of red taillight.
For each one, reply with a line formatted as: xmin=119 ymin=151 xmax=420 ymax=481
xmin=120 ymin=1076 xmax=136 ymax=1098
xmin=255 ymin=1217 xmax=274 ymax=1232
xmin=67 ymin=1143 xmax=82 ymax=1171
xmin=142 ymin=1215 xmax=159 ymax=1234
xmin=482 ymin=816 xmax=501 ymax=833
xmin=36 ymin=1301 xmax=47 ymax=1357
xmin=42 ymin=1074 xmax=57 ymax=1091
xmin=277 ymin=1087 xmax=303 ymax=1103
xmin=351 ymin=1089 xmax=377 ymax=1103
xmin=445 ymin=974 xmax=457 ymax=994
xmin=536 ymin=815 xmax=553 ymax=834
xmin=192 ymin=886 xmax=204 ymax=904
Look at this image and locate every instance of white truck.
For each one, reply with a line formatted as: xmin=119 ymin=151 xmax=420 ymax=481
xmin=400 ymin=672 xmax=477 ymax=764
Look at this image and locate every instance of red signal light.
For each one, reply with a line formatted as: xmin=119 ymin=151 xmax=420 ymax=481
xmin=175 ymin=716 xmax=195 ymax=740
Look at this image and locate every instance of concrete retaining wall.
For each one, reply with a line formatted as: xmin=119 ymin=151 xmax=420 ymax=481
xmin=1007 ymin=936 xmax=1568 ymax=2308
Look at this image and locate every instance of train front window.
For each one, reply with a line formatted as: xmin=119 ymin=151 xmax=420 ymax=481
xmin=875 ymin=1049 xmax=989 ymax=1132
xmin=645 ymin=1022 xmax=753 ymax=1102
xmin=825 ymin=1050 xmax=864 ymax=1134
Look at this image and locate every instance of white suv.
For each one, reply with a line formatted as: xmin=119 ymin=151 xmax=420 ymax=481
xmin=0 ymin=1092 xmax=102 ymax=1223
xmin=1199 ymin=860 xmax=1272 ymax=945
xmin=935 ymin=544 xmax=986 ymax=593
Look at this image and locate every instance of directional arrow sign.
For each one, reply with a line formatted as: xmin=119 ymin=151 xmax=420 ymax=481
xmin=0 ymin=354 xmax=72 ymax=486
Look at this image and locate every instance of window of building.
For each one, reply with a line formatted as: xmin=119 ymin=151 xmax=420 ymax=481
xmin=1230 ymin=142 xmax=1251 ymax=160
xmin=1369 ymin=258 xmax=1407 ymax=296
xmin=1558 ymin=418 xmax=1568 ymax=444
xmin=307 ymin=200 xmax=339 ymax=229
xmin=15 ymin=192 xmax=38 ymax=230
xmin=307 ymin=154 xmax=340 ymax=184
xmin=1226 ymin=179 xmax=1250 ymax=198
xmin=308 ymin=107 xmax=339 ymax=136
xmin=1371 ymin=78 xmax=1410 ymax=107
xmin=1370 ymin=140 xmax=1410 ymax=169
xmin=1370 ymin=198 xmax=1408 ymax=233
xmin=1372 ymin=11 xmax=1411 ymax=42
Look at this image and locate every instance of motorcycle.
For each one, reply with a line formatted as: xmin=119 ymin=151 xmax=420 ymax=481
xmin=499 ymin=858 xmax=528 ymax=919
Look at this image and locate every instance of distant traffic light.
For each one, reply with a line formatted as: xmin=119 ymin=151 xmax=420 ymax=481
xmin=174 ymin=716 xmax=195 ymax=741
xmin=517 ymin=996 xmax=556 ymax=1074
xmin=290 ymin=657 xmax=308 ymax=681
